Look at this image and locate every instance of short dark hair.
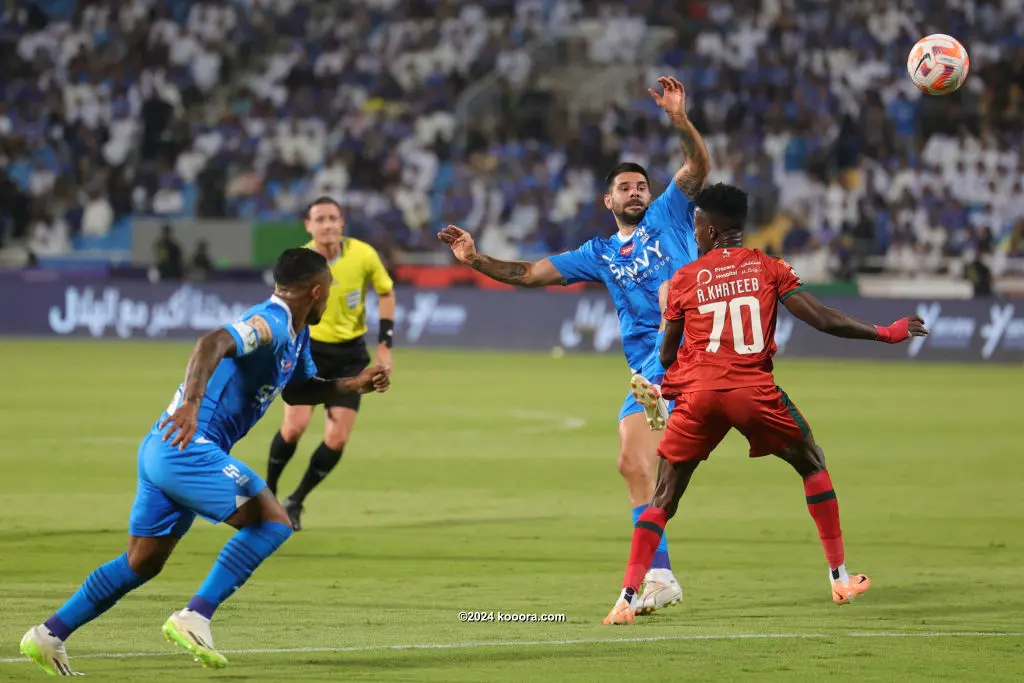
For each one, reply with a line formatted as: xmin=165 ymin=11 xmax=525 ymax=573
xmin=695 ymin=183 xmax=748 ymax=230
xmin=605 ymin=162 xmax=650 ymax=189
xmin=273 ymin=247 xmax=329 ymax=287
xmin=306 ymin=196 xmax=343 ymax=219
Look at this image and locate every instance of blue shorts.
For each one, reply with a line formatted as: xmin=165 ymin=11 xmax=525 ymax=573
xmin=128 ymin=429 xmax=267 ymax=538
xmin=618 ymin=331 xmax=675 ymax=423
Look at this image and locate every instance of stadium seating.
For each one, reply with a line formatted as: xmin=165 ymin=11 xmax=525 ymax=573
xmin=1 ymin=0 xmax=1022 ymax=281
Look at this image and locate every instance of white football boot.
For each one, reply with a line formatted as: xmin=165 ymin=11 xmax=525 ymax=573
xmin=162 ymin=608 xmax=229 ymax=669
xmin=630 ymin=374 xmax=668 ymax=431
xmin=20 ymin=625 xmax=83 ymax=676
xmin=635 ymin=569 xmax=683 ymax=616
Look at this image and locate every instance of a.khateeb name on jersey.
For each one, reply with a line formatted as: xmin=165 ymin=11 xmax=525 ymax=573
xmin=697 ymin=276 xmax=762 ymax=304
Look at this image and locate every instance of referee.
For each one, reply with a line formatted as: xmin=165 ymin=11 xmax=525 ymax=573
xmin=266 ymin=196 xmax=396 ymax=530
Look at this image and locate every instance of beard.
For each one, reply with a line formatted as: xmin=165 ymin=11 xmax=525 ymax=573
xmin=614 ymin=203 xmax=648 ymax=227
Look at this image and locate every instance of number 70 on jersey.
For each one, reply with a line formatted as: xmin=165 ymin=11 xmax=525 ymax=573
xmin=698 ymin=296 xmax=766 ymax=355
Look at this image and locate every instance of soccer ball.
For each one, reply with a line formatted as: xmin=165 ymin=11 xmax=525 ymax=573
xmin=907 ymin=34 xmax=970 ymax=96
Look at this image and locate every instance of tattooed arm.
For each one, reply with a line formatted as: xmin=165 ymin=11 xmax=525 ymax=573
xmin=179 ymin=329 xmax=239 ymax=406
xmin=437 ymin=225 xmax=566 ymax=287
xmin=160 ymin=310 xmax=280 ymax=449
xmin=649 ymin=76 xmax=711 ymax=199
xmin=466 ymin=254 xmax=564 ymax=288
xmin=671 ymin=112 xmax=711 ymax=199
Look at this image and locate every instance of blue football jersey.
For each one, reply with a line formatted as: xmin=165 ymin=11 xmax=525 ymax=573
xmin=160 ymin=296 xmax=318 ymax=452
xmin=549 ymin=182 xmax=698 ymax=371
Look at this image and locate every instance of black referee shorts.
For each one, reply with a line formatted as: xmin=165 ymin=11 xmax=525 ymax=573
xmin=308 ymin=337 xmax=371 ymax=411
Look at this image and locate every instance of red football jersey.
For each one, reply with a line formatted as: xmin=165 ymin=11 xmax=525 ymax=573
xmin=661 ymin=247 xmax=804 ymax=396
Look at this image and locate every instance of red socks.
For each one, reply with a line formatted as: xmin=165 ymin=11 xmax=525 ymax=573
xmin=623 ymin=507 xmax=669 ymax=591
xmin=803 ymin=471 xmax=844 ymax=568
xmin=620 ymin=475 xmax=843 ymax=593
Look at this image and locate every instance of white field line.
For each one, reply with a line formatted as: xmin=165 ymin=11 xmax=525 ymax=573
xmin=2 ymin=631 xmax=1023 ymax=664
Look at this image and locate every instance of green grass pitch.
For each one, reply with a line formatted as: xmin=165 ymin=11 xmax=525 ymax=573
xmin=0 ymin=339 xmax=1022 ymax=681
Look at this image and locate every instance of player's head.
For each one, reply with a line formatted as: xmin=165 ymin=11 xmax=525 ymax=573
xmin=273 ymin=247 xmax=332 ymax=326
xmin=305 ymin=196 xmax=344 ymax=245
xmin=604 ymin=162 xmax=652 ymax=227
xmin=694 ymin=183 xmax=748 ymax=253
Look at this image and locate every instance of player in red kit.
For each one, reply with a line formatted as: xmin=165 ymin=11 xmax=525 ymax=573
xmin=605 ymin=183 xmax=929 ymax=625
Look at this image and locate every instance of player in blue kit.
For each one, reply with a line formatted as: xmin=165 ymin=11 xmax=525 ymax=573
xmin=19 ymin=248 xmax=389 ymax=676
xmin=438 ymin=76 xmax=709 ymax=614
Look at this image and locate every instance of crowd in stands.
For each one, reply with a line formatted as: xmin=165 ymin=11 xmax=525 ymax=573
xmin=1 ymin=0 xmax=1023 ymax=281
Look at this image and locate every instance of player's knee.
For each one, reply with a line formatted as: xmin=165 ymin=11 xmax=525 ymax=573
xmin=258 ymin=491 xmax=293 ymax=529
xmin=323 ymin=421 xmax=352 ymax=451
xmin=778 ymin=445 xmax=826 ymax=478
xmin=323 ymin=432 xmax=349 ymax=451
xmin=264 ymin=504 xmax=293 ymax=530
xmin=616 ymin=448 xmax=640 ymax=480
xmin=617 ymin=447 xmax=653 ymax=487
xmin=281 ymin=408 xmax=312 ymax=442
xmin=324 ymin=407 xmax=356 ymax=447
xmin=280 ymin=420 xmax=308 ymax=443
xmin=804 ymin=457 xmax=827 ymax=476
xmin=127 ymin=547 xmax=171 ymax=579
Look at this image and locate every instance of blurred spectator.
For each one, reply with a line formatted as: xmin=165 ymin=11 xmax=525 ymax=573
xmin=28 ymin=208 xmax=71 ymax=257
xmin=81 ymin=188 xmax=114 ymax=237
xmin=964 ymin=252 xmax=994 ymax=297
xmin=190 ymin=239 xmax=215 ymax=281
xmin=154 ymin=224 xmax=184 ymax=281
xmin=0 ymin=0 xmax=1022 ymax=282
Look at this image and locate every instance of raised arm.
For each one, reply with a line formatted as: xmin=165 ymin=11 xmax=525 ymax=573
xmin=468 ymin=255 xmax=563 ymax=288
xmin=437 ymin=225 xmax=566 ymax=288
xmin=649 ymin=77 xmax=710 ymax=199
xmin=783 ymin=291 xmax=929 ymax=342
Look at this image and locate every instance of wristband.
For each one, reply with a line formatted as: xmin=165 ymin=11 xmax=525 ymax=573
xmin=875 ymin=317 xmax=910 ymax=344
xmin=379 ymin=318 xmax=394 ymax=348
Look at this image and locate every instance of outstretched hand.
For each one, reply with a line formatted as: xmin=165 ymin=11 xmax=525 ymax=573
xmin=648 ymin=76 xmax=687 ymax=118
xmin=877 ymin=316 xmax=930 ymax=343
xmin=437 ymin=225 xmax=478 ymax=265
xmin=907 ymin=316 xmax=929 ymax=337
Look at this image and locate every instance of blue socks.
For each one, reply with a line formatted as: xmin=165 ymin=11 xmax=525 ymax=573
xmin=45 ymin=553 xmax=147 ymax=640
xmin=41 ymin=522 xmax=292 ymax=640
xmin=187 ymin=521 xmax=292 ymax=619
xmin=632 ymin=504 xmax=671 ymax=570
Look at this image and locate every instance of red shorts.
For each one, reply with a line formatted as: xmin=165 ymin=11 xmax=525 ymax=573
xmin=657 ymin=385 xmax=811 ymax=463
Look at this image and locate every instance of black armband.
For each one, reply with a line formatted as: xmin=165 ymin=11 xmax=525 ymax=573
xmin=379 ymin=318 xmax=394 ymax=348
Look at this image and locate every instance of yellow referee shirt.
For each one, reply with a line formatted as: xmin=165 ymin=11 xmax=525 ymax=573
xmin=305 ymin=238 xmax=394 ymax=343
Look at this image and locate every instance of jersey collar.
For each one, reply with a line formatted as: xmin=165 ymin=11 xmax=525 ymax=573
xmin=269 ymin=294 xmax=298 ymax=342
